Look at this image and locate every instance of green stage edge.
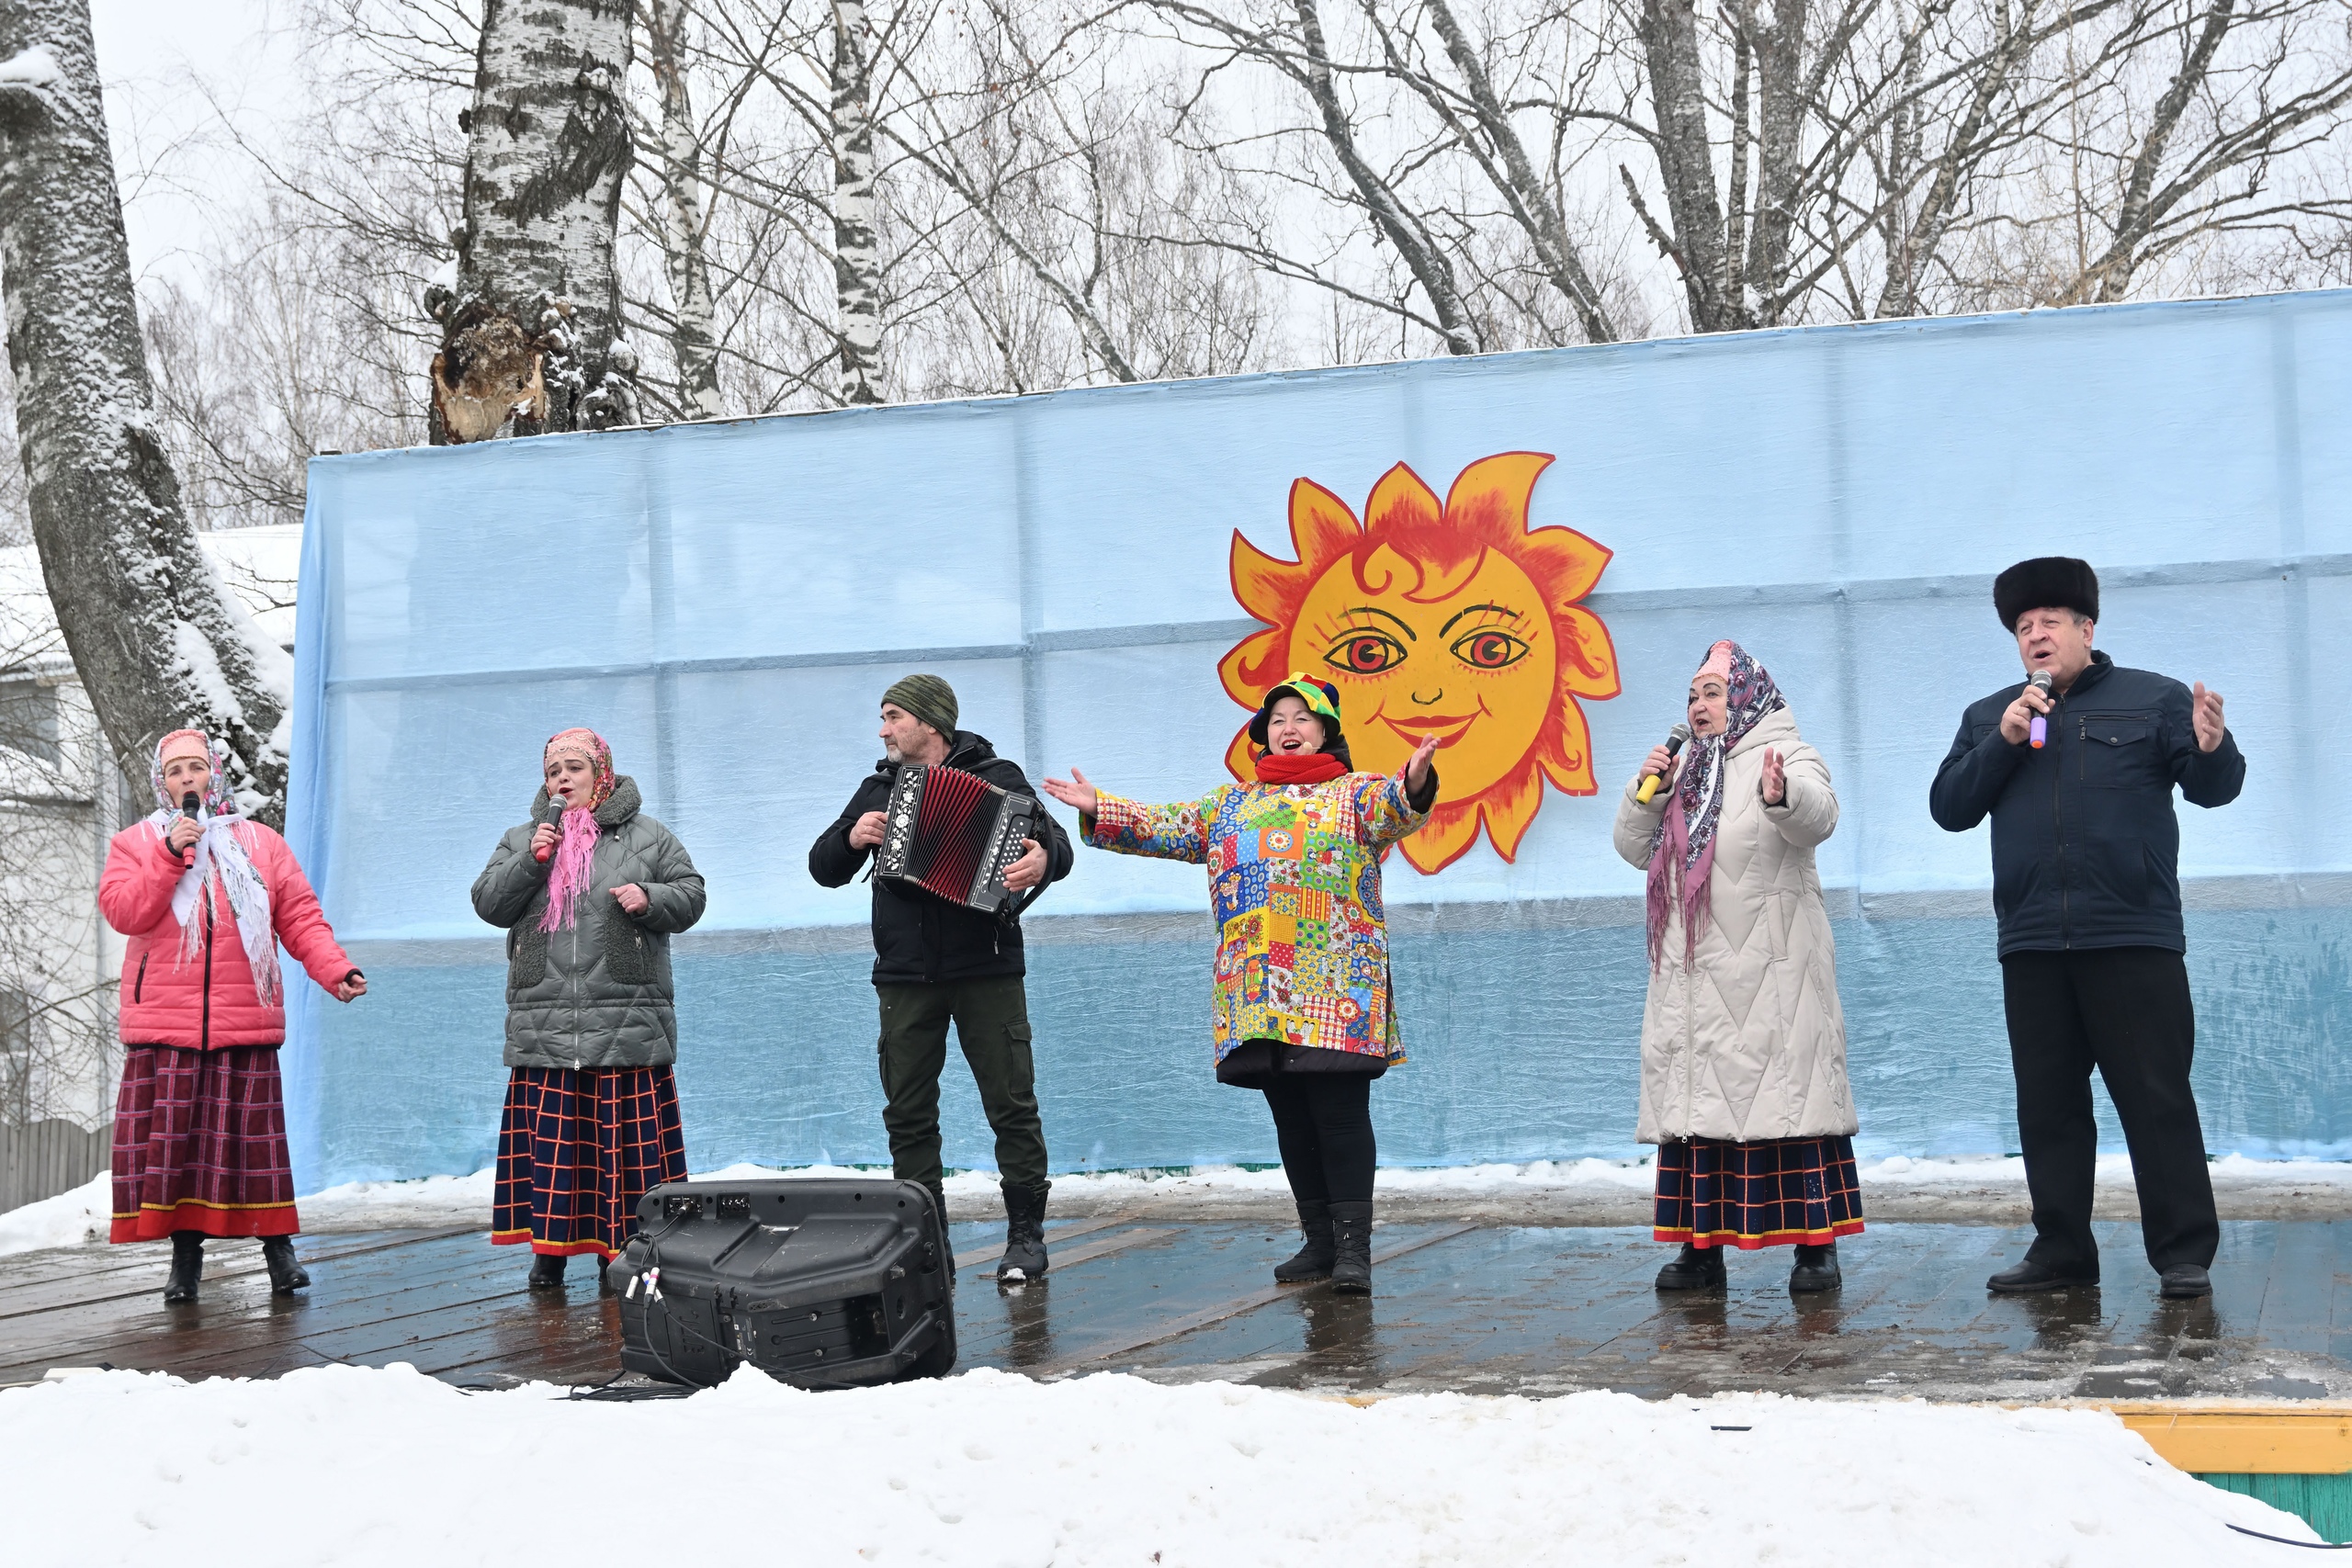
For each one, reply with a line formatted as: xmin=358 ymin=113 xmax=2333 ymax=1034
xmin=2200 ymin=1473 xmax=2352 ymax=1543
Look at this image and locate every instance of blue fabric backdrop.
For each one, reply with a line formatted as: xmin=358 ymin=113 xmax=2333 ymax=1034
xmin=284 ymin=291 xmax=2351 ymax=1190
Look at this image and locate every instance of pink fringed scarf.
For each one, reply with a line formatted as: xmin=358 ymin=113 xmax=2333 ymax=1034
xmin=537 ymin=727 xmax=615 ymax=933
xmin=1645 ymin=641 xmax=1784 ymax=970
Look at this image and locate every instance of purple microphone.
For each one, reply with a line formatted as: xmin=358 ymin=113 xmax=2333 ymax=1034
xmin=2027 ymin=670 xmax=2052 ymax=749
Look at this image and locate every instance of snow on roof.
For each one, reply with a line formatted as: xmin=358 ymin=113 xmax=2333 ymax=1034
xmin=0 ymin=525 xmax=303 ymax=678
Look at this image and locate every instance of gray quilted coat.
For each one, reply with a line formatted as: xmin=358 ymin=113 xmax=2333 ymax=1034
xmin=1611 ymin=706 xmax=1857 ymax=1145
xmin=471 ymin=776 xmax=707 ymax=1070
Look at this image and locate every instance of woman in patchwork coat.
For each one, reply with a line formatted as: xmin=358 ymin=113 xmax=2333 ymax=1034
xmin=472 ymin=728 xmax=707 ymax=1291
xmin=1613 ymin=641 xmax=1860 ymax=1294
xmin=1044 ymin=675 xmax=1437 ymax=1293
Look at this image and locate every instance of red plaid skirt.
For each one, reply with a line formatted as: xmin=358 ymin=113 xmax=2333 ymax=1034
xmin=492 ymin=1066 xmax=686 ymax=1258
xmin=110 ymin=1044 xmax=299 ymax=1243
xmin=1653 ymin=1134 xmax=1865 ymax=1250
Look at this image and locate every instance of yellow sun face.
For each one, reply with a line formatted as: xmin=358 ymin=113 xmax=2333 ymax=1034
xmin=1219 ymin=453 xmax=1620 ymax=874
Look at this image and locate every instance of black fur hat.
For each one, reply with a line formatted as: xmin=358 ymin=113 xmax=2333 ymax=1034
xmin=1994 ymin=557 xmax=2099 ymax=630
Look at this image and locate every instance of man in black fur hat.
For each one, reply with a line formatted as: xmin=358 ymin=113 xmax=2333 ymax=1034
xmin=1930 ymin=557 xmax=2245 ymax=1300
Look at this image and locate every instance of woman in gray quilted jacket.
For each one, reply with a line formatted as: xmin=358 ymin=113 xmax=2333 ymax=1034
xmin=471 ymin=728 xmax=707 ymax=1290
xmin=1612 ymin=643 xmax=1860 ymax=1295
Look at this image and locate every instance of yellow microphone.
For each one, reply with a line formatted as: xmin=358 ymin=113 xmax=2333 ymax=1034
xmin=1635 ymin=723 xmax=1692 ymax=805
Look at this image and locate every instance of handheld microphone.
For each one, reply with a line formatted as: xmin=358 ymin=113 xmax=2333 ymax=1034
xmin=1635 ymin=723 xmax=1693 ymax=805
xmin=533 ymin=796 xmax=566 ymax=863
xmin=175 ymin=791 xmax=200 ymax=862
xmin=2027 ymin=670 xmax=2053 ymax=749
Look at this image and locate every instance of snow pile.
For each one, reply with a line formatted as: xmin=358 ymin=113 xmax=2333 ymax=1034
xmin=0 ymin=1171 xmax=108 ymax=1255
xmin=15 ymin=1152 xmax=2352 ymax=1257
xmin=0 ymin=46 xmax=60 ymax=87
xmin=0 ymin=1365 xmax=2315 ymax=1565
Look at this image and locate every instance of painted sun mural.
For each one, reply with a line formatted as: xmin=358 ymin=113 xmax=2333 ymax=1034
xmin=1218 ymin=452 xmax=1620 ymax=874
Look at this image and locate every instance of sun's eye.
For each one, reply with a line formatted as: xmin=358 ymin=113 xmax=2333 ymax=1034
xmin=1325 ymin=632 xmax=1408 ymax=675
xmin=1451 ymin=628 xmax=1531 ymax=670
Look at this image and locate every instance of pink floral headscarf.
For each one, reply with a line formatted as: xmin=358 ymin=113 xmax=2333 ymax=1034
xmin=538 ymin=728 xmax=616 ymax=933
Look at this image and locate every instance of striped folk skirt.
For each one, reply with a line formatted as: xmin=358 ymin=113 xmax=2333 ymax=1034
xmin=110 ymin=1043 xmax=300 ymax=1244
xmin=1653 ymin=1134 xmax=1865 ymax=1250
xmin=492 ymin=1066 xmax=686 ymax=1259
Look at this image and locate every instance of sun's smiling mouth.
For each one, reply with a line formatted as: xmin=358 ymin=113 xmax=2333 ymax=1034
xmin=1379 ymin=709 xmax=1481 ymax=748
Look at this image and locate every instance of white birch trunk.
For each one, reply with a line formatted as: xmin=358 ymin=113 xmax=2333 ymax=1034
xmin=435 ymin=0 xmax=639 ymax=443
xmin=645 ymin=0 xmax=721 ymax=420
xmin=0 ymin=0 xmax=294 ymax=823
xmin=831 ymin=0 xmax=883 ymax=404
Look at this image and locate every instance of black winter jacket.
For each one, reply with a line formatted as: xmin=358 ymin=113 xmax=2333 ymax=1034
xmin=1928 ymin=652 xmax=2245 ymax=956
xmin=808 ymin=730 xmax=1075 ymax=984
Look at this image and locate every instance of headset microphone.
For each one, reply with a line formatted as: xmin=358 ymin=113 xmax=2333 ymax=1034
xmin=2028 ymin=670 xmax=2054 ymax=749
xmin=1636 ymin=723 xmax=1693 ymax=805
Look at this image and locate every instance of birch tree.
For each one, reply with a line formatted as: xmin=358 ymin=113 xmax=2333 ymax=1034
xmin=641 ymin=0 xmax=725 ymax=418
xmin=433 ymin=0 xmax=639 ymax=442
xmin=0 ymin=0 xmax=293 ymax=821
xmin=831 ymin=0 xmax=884 ymax=401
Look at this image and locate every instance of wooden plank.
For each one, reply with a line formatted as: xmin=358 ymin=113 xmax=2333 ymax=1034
xmin=0 ymin=1234 xmax=502 ymax=1381
xmin=953 ymin=1213 xmax=1134 ymax=1272
xmin=1041 ymin=1222 xmax=1480 ymax=1374
xmin=0 ymin=1229 xmax=477 ymax=1321
xmin=2255 ymin=1220 xmax=2338 ymax=1357
xmin=2099 ymin=1404 xmax=2352 ymax=1475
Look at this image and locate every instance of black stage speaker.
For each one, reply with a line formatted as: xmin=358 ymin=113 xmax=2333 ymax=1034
xmin=608 ymin=1178 xmax=956 ymax=1388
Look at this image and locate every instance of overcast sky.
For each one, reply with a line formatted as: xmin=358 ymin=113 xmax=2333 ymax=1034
xmin=89 ymin=0 xmax=291 ymax=289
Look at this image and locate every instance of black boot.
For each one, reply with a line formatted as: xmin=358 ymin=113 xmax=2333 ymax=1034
xmin=163 ymin=1231 xmax=204 ymax=1303
xmin=998 ymin=1180 xmax=1049 ymax=1282
xmin=1789 ymin=1241 xmax=1842 ymax=1293
xmin=1273 ymin=1199 xmax=1335 ymax=1282
xmin=527 ymin=1252 xmax=567 ymax=1290
xmin=260 ymin=1235 xmax=311 ymax=1295
xmin=1655 ymin=1243 xmax=1726 ymax=1291
xmin=1329 ymin=1201 xmax=1374 ymax=1294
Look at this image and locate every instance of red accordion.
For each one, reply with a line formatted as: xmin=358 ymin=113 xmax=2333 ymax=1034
xmin=875 ymin=763 xmax=1042 ymax=916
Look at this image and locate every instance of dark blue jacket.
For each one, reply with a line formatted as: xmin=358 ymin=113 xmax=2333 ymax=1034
xmin=1928 ymin=652 xmax=2245 ymax=956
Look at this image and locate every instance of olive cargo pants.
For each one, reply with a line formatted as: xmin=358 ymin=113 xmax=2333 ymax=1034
xmin=876 ymin=977 xmax=1048 ymax=1193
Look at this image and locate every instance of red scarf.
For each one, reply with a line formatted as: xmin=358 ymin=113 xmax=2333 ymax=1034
xmin=1255 ymin=750 xmax=1347 ymax=785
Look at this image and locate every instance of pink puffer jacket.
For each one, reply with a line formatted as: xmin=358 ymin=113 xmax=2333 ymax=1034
xmin=99 ymin=821 xmax=356 ymax=1050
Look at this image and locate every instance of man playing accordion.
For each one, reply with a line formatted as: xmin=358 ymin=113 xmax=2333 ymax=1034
xmin=808 ymin=674 xmax=1072 ymax=1281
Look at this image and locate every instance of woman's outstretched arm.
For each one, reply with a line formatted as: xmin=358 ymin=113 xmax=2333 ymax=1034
xmin=1046 ymin=769 xmax=1215 ymax=864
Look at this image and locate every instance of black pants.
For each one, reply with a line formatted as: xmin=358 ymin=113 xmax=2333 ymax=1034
xmin=2001 ymin=946 xmax=2218 ymax=1276
xmin=1264 ymin=1076 xmax=1375 ymax=1206
xmin=876 ymin=977 xmax=1048 ymax=1192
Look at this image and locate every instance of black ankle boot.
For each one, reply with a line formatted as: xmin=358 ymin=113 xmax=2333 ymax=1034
xmin=1655 ymin=1243 xmax=1726 ymax=1291
xmin=1273 ymin=1199 xmax=1335 ymax=1282
xmin=163 ymin=1231 xmax=204 ymax=1303
xmin=1790 ymin=1242 xmax=1842 ymax=1292
xmin=527 ymin=1252 xmax=568 ymax=1290
xmin=261 ymin=1235 xmax=310 ymax=1294
xmin=1329 ymin=1201 xmax=1374 ymax=1294
xmin=998 ymin=1180 xmax=1049 ymax=1281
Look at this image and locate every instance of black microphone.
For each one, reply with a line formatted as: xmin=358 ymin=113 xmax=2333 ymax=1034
xmin=533 ymin=795 xmax=566 ymax=864
xmin=1636 ymin=723 xmax=1692 ymax=805
xmin=2027 ymin=670 xmax=2053 ymax=749
xmin=175 ymin=790 xmax=200 ymax=862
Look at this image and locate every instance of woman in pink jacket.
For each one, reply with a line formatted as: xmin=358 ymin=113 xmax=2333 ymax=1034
xmin=99 ymin=729 xmax=368 ymax=1303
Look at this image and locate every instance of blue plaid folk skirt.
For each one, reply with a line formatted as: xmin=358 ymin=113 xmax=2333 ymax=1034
xmin=492 ymin=1066 xmax=686 ymax=1258
xmin=1653 ymin=1134 xmax=1865 ymax=1250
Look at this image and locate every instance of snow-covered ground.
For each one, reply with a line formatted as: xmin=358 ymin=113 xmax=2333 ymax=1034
xmin=0 ymin=1362 xmax=2323 ymax=1565
xmin=13 ymin=1152 xmax=2352 ymax=1257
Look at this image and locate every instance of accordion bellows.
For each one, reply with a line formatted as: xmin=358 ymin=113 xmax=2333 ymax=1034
xmin=876 ymin=763 xmax=1041 ymax=915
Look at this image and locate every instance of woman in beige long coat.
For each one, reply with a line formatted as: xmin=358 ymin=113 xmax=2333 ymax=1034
xmin=1613 ymin=641 xmax=1860 ymax=1293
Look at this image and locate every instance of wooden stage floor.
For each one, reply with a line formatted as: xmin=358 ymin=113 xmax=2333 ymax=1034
xmin=7 ymin=1218 xmax=2349 ymax=1402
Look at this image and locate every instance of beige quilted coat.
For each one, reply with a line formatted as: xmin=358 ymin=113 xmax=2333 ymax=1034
xmin=1611 ymin=705 xmax=1857 ymax=1145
